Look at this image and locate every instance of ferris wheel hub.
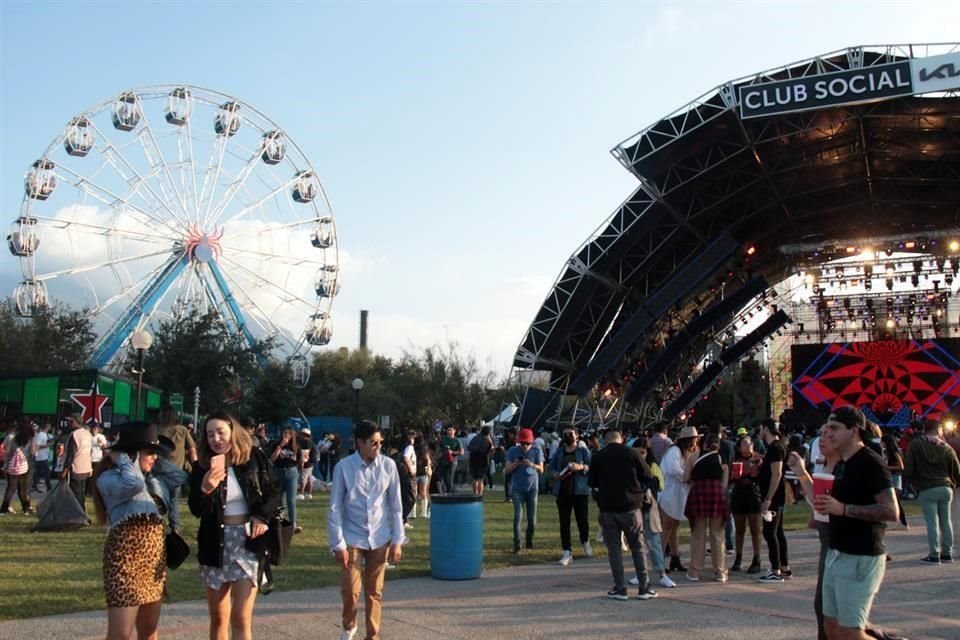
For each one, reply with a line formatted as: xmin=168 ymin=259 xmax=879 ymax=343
xmin=185 ymin=224 xmax=222 ymax=263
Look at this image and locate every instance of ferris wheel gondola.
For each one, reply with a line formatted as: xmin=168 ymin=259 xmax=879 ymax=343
xmin=9 ymin=85 xmax=340 ymax=385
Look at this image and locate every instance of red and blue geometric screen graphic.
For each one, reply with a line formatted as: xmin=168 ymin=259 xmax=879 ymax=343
xmin=792 ymin=339 xmax=960 ymax=426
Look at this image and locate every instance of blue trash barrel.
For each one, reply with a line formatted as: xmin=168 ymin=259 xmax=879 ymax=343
xmin=429 ymin=494 xmax=484 ymax=580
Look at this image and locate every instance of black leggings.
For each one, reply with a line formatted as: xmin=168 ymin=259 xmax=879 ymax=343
xmin=557 ymin=494 xmax=589 ymax=550
xmin=1 ymin=472 xmax=31 ymax=512
xmin=762 ymin=507 xmax=788 ymax=571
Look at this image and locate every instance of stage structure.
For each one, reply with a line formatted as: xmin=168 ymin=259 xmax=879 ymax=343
xmin=513 ymin=43 xmax=960 ymax=430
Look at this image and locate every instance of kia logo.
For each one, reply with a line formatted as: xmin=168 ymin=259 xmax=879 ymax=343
xmin=919 ymin=63 xmax=960 ymax=82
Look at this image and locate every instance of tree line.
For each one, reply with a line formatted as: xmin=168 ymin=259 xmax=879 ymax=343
xmin=0 ymin=299 xmax=508 ymax=428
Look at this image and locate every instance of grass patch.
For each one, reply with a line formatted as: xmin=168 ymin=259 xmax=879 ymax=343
xmin=0 ymin=485 xmax=923 ymax=620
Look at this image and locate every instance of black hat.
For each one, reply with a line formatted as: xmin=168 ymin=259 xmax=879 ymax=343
xmin=157 ymin=435 xmax=176 ymax=458
xmin=106 ymin=422 xmax=163 ymax=454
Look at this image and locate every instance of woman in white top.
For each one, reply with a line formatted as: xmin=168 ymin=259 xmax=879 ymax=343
xmin=658 ymin=426 xmax=700 ymax=573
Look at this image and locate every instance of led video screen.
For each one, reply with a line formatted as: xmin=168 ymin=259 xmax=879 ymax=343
xmin=792 ymin=339 xmax=960 ymax=426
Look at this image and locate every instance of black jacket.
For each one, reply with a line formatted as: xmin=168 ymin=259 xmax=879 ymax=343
xmin=588 ymin=442 xmax=651 ymax=513
xmin=188 ymin=447 xmax=280 ymax=567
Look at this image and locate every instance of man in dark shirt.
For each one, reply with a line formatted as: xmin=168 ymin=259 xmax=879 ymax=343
xmin=814 ymin=406 xmax=897 ymax=640
xmin=588 ymin=429 xmax=658 ymax=601
xmin=756 ymin=418 xmax=790 ymax=582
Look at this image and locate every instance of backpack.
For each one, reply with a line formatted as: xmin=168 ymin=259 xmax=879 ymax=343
xmin=468 ymin=435 xmax=489 ymax=455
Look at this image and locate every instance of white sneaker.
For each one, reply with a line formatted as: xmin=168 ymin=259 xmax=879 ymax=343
xmin=404 ymin=522 xmax=413 ymax=529
xmin=659 ymin=575 xmax=677 ymax=588
xmin=425 ymin=511 xmax=431 ymax=519
xmin=296 ymin=494 xmax=304 ymax=500
xmin=558 ymin=550 xmax=573 ymax=566
xmin=628 ymin=576 xmax=640 ymax=585
xmin=340 ymin=628 xmax=357 ymax=640
xmin=582 ymin=542 xmax=593 ymax=557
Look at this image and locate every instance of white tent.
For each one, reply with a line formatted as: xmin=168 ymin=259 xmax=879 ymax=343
xmin=481 ymin=402 xmax=518 ymax=427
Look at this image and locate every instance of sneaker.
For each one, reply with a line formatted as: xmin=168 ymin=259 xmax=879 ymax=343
xmin=340 ymin=627 xmax=358 ymax=640
xmin=941 ymin=553 xmax=953 ymax=563
xmin=756 ymin=571 xmax=784 ymax=582
xmin=558 ymin=550 xmax=573 ymax=566
xmin=781 ymin=569 xmax=793 ymax=580
xmin=606 ymin=588 xmax=628 ymax=601
xmin=425 ymin=511 xmax=431 ymax=519
xmin=685 ymin=572 xmax=699 ymax=582
xmin=296 ymin=494 xmax=304 ymax=500
xmin=293 ymin=525 xmax=303 ymax=534
xmin=659 ymin=575 xmax=676 ymax=588
xmin=628 ymin=576 xmax=640 ymax=586
xmin=715 ymin=572 xmax=728 ymax=583
xmin=921 ymin=555 xmax=941 ymax=564
xmin=385 ymin=562 xmax=396 ymax=569
xmin=404 ymin=522 xmax=413 ymax=529
xmin=513 ymin=546 xmax=521 ymax=555
xmin=747 ymin=558 xmax=762 ymax=574
xmin=637 ymin=588 xmax=659 ymax=600
xmin=731 ymin=558 xmax=742 ymax=572
xmin=582 ymin=541 xmax=594 ymax=557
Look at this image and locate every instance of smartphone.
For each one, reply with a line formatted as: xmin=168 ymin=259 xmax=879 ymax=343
xmin=210 ymin=454 xmax=225 ymax=473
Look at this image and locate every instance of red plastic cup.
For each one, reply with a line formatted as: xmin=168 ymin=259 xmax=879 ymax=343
xmin=812 ymin=472 xmax=834 ymax=522
xmin=730 ymin=461 xmax=744 ymax=480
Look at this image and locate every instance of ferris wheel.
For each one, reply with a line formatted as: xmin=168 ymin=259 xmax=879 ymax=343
xmin=7 ymin=85 xmax=339 ymax=385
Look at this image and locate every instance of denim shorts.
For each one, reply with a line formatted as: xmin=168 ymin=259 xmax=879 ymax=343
xmin=821 ymin=549 xmax=885 ymax=629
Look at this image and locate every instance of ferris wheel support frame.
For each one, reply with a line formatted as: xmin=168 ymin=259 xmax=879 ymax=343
xmin=89 ymin=252 xmax=189 ymax=368
xmin=207 ymin=260 xmax=263 ymax=365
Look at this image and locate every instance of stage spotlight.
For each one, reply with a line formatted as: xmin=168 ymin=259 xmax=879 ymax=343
xmin=886 ymin=318 xmax=895 ymax=329
xmin=885 ymin=247 xmax=894 ymax=256
xmin=746 ymin=245 xmax=756 ymax=256
xmin=945 ymin=420 xmax=956 ymax=432
xmin=861 ymin=248 xmax=875 ymax=261
xmin=950 ymin=241 xmax=960 ymax=253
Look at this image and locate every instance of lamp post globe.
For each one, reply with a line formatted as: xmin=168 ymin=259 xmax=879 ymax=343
xmin=131 ymin=329 xmax=153 ymax=420
xmin=351 ymin=377 xmax=364 ymax=426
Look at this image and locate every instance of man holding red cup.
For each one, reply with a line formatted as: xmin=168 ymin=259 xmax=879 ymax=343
xmin=788 ymin=406 xmax=898 ymax=640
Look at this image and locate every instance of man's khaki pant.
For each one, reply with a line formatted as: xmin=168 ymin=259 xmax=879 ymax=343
xmin=341 ymin=545 xmax=388 ymax=639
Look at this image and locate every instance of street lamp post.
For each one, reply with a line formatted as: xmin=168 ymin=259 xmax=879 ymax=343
xmin=130 ymin=329 xmax=153 ymax=420
xmin=352 ymin=377 xmax=364 ymax=426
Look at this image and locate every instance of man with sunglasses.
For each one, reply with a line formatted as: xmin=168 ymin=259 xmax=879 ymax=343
xmin=327 ymin=420 xmax=404 ymax=640
xmin=505 ymin=427 xmax=544 ymax=553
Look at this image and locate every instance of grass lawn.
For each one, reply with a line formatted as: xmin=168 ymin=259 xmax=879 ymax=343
xmin=0 ymin=483 xmax=923 ymax=620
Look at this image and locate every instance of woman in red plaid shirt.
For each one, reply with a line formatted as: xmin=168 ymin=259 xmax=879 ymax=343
xmin=684 ymin=433 xmax=729 ymax=582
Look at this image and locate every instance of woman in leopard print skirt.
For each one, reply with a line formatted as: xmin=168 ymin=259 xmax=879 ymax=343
xmin=93 ymin=422 xmax=167 ymax=640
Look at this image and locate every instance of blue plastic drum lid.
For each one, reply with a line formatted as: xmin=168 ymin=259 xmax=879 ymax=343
xmin=429 ymin=494 xmax=484 ymax=580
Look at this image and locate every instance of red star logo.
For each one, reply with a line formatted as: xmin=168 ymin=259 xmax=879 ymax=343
xmin=71 ymin=384 xmax=109 ymax=425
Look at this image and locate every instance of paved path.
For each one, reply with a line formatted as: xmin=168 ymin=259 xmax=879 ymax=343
xmin=2 ymin=518 xmax=958 ymax=639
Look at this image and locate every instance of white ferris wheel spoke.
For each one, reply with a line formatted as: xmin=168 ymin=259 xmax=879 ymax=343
xmin=84 ymin=119 xmax=190 ymax=232
xmin=209 ymin=263 xmax=305 ymax=354
xmin=182 ymin=119 xmax=202 ymax=218
xmin=226 ymin=217 xmax=320 ymax=240
xmin=204 ymin=145 xmax=266 ymax=230
xmin=218 ymin=245 xmax=328 ymax=267
xmin=217 ymin=174 xmax=300 ymax=228
xmin=199 ymin=130 xmax=232 ymax=227
xmin=89 ymin=257 xmax=172 ymax=316
xmin=53 ymin=163 xmax=183 ymax=238
xmin=35 ymin=247 xmax=175 ymax=281
xmin=218 ymin=254 xmax=319 ymax=309
xmin=134 ymin=100 xmax=193 ymax=225
xmin=32 ymin=214 xmax=179 ymax=243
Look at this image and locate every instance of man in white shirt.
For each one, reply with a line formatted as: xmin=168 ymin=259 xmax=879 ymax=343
xmin=327 ymin=420 xmax=404 ymax=640
xmin=400 ymin=430 xmax=417 ymax=524
xmin=32 ymin=422 xmax=53 ymax=492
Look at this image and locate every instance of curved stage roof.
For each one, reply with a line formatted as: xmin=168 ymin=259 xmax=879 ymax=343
xmin=514 ymin=43 xmax=960 ymax=419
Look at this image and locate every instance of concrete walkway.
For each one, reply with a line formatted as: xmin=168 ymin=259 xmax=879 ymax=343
xmin=2 ymin=518 xmax=958 ymax=639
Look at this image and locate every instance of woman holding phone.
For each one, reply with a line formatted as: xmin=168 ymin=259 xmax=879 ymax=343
xmin=190 ymin=410 xmax=279 ymax=640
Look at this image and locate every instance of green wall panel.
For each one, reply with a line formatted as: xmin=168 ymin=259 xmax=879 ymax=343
xmin=0 ymin=379 xmax=22 ymax=403
xmin=23 ymin=377 xmax=60 ymax=415
xmin=146 ymin=390 xmax=161 ymax=410
xmin=113 ymin=381 xmax=131 ymax=416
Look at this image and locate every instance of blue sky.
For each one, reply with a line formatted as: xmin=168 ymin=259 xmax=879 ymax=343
xmin=1 ymin=1 xmax=958 ymax=376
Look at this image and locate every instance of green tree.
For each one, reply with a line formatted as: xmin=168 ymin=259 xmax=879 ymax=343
xmin=249 ymin=360 xmax=300 ymax=425
xmin=0 ymin=298 xmax=96 ymax=373
xmin=141 ymin=308 xmax=272 ymax=413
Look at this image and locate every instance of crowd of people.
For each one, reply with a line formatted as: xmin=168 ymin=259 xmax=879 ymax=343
xmin=3 ymin=408 xmax=960 ymax=640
